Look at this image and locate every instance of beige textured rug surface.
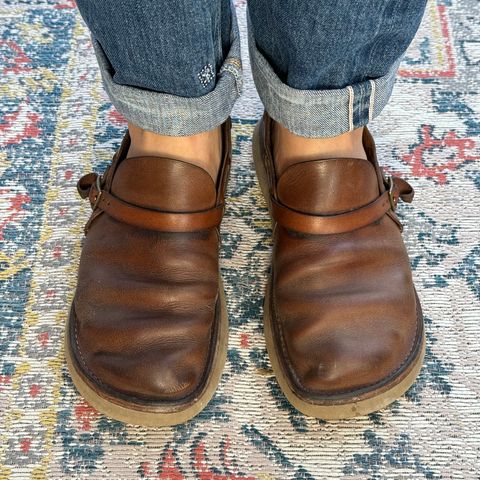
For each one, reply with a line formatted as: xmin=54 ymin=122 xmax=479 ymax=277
xmin=0 ymin=0 xmax=479 ymax=478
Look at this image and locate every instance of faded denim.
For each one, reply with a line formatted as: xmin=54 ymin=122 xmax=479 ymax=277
xmin=77 ymin=0 xmax=242 ymax=136
xmin=76 ymin=0 xmax=427 ymax=137
xmin=248 ymin=0 xmax=427 ymax=136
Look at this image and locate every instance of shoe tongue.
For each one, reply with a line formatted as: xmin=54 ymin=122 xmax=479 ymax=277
xmin=277 ymin=158 xmax=380 ymax=215
xmin=110 ymin=156 xmax=217 ymax=212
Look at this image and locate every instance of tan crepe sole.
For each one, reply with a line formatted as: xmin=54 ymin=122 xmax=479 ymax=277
xmin=253 ymin=122 xmax=425 ymax=419
xmin=65 ymin=278 xmax=228 ymax=426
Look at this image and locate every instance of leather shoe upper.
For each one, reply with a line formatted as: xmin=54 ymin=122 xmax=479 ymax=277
xmin=71 ymin=120 xmax=231 ymax=403
xmin=259 ymin=112 xmax=422 ymax=400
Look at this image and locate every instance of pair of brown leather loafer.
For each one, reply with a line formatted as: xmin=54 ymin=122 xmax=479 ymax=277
xmin=66 ymin=113 xmax=424 ymax=425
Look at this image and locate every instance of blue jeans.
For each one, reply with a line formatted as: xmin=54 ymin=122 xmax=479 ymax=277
xmin=76 ymin=0 xmax=427 ymax=137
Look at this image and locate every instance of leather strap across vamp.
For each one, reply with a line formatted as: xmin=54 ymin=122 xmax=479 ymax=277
xmin=65 ymin=119 xmax=232 ymax=426
xmin=253 ymin=112 xmax=425 ymax=419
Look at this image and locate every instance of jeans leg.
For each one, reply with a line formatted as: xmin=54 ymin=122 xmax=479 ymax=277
xmin=76 ymin=0 xmax=242 ymax=135
xmin=247 ymin=0 xmax=427 ymax=137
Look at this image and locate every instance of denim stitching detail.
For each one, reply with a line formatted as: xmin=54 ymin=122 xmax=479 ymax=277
xmin=197 ymin=63 xmax=215 ymax=88
xmin=347 ymin=86 xmax=354 ymax=131
xmin=220 ymin=61 xmax=243 ymax=96
xmin=369 ymin=79 xmax=376 ymax=122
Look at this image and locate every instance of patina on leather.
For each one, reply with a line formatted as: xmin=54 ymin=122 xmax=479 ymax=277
xmin=258 ymin=112 xmax=423 ymax=402
xmin=69 ymin=119 xmax=231 ymax=407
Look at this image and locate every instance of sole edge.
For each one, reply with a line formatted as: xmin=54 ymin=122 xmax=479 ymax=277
xmin=65 ymin=278 xmax=228 ymax=426
xmin=252 ymin=120 xmax=425 ymax=419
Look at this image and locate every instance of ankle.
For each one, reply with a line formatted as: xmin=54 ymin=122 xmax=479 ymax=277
xmin=272 ymin=122 xmax=367 ymax=176
xmin=127 ymin=124 xmax=222 ymax=181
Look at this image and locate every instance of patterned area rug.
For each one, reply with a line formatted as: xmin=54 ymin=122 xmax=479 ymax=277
xmin=1 ymin=0 xmax=479 ymax=478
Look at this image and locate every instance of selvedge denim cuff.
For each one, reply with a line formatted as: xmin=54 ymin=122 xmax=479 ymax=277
xmin=247 ymin=13 xmax=401 ymax=139
xmin=91 ymin=9 xmax=242 ymax=136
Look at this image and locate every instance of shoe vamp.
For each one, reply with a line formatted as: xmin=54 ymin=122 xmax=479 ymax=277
xmin=73 ymin=214 xmax=219 ymax=400
xmin=272 ymin=216 xmax=418 ymax=395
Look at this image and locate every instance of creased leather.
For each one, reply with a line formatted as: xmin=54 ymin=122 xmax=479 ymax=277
xmin=259 ymin=112 xmax=423 ymax=400
xmin=70 ymin=119 xmax=231 ymax=403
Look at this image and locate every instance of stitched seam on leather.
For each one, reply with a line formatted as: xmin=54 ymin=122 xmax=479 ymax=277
xmin=73 ymin=307 xmax=107 ymax=389
xmin=271 ymin=265 xmax=422 ymax=397
xmin=270 ymin=264 xmax=305 ymax=389
xmin=71 ymin=298 xmax=220 ymax=405
xmin=84 ymin=209 xmax=103 ymax=234
xmin=386 ymin=210 xmax=403 ymax=231
xmin=264 ymin=113 xmax=420 ymax=397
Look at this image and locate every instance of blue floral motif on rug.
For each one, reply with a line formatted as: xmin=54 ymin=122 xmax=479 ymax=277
xmin=0 ymin=0 xmax=478 ymax=478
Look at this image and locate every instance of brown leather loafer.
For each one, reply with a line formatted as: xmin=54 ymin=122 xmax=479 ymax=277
xmin=253 ymin=112 xmax=425 ymax=419
xmin=65 ymin=120 xmax=231 ymax=426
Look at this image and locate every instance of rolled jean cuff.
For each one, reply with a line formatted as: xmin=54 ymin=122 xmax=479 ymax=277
xmin=92 ymin=9 xmax=243 ymax=136
xmin=247 ymin=17 xmax=401 ymax=138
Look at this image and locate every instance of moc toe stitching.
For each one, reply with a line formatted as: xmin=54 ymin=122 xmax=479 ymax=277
xmin=70 ymin=300 xmax=218 ymax=406
xmin=271 ymin=283 xmax=423 ymax=401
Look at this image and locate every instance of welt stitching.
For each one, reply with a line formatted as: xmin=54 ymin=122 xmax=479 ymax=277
xmin=72 ymin=292 xmax=222 ymax=403
xmin=272 ymin=280 xmax=422 ymax=396
xmin=73 ymin=309 xmax=108 ymax=389
xmin=265 ymin=125 xmax=419 ymax=396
